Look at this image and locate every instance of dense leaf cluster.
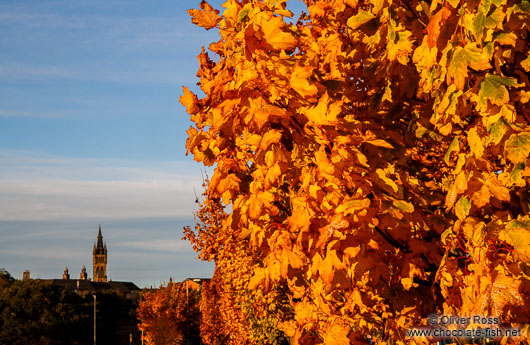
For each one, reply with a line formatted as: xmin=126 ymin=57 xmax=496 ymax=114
xmin=182 ymin=0 xmax=530 ymax=344
xmin=137 ymin=281 xmax=201 ymax=345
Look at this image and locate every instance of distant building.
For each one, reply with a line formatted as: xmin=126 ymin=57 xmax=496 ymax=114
xmin=23 ymin=270 xmax=30 ymax=281
xmin=39 ymin=225 xmax=139 ymax=298
xmin=80 ymin=265 xmax=88 ymax=280
xmin=62 ymin=266 xmax=70 ymax=280
xmin=93 ymin=225 xmax=108 ymax=283
xmin=182 ymin=277 xmax=210 ymax=291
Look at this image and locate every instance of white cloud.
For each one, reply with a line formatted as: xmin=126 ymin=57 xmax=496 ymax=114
xmin=0 ymin=149 xmax=207 ymax=222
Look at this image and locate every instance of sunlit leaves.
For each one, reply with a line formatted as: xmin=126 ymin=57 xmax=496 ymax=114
xmin=505 ymin=132 xmax=530 ymax=164
xmin=290 ymin=65 xmax=318 ymax=98
xmin=260 ymin=15 xmax=297 ymax=51
xmin=182 ymin=0 xmax=530 ymax=343
xmin=188 ymin=1 xmax=221 ymax=30
xmin=347 ymin=10 xmax=375 ymax=30
xmin=478 ymin=74 xmax=521 ymax=110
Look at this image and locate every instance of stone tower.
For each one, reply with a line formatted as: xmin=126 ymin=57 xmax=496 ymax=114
xmin=80 ymin=265 xmax=88 ymax=280
xmin=92 ymin=225 xmax=107 ymax=282
xmin=62 ymin=266 xmax=70 ymax=280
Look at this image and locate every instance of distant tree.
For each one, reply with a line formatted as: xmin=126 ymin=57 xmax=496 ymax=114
xmin=94 ymin=290 xmax=140 ymax=345
xmin=137 ymin=281 xmax=200 ymax=345
xmin=0 ymin=277 xmax=91 ymax=345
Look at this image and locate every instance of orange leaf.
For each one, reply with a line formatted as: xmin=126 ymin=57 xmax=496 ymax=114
xmin=261 ymin=16 xmax=297 ymax=51
xmin=180 ymin=87 xmax=199 ymax=114
xmin=188 ymin=1 xmax=221 ymax=30
xmin=323 ymin=321 xmax=350 ymax=345
xmin=290 ymin=65 xmax=318 ymax=98
xmin=426 ymin=7 xmax=451 ymax=48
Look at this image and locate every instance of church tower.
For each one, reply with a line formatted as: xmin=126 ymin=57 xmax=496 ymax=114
xmin=62 ymin=266 xmax=70 ymax=280
xmin=92 ymin=225 xmax=107 ymax=282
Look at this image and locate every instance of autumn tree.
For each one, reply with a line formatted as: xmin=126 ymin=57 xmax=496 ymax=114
xmin=137 ymin=281 xmax=200 ymax=345
xmin=182 ymin=0 xmax=530 ymax=344
xmin=185 ymin=180 xmax=290 ymax=345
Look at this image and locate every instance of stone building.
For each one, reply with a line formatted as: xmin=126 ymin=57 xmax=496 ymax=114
xmin=39 ymin=225 xmax=139 ymax=298
xmin=93 ymin=225 xmax=108 ymax=283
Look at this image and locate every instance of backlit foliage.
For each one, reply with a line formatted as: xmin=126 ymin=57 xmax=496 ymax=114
xmin=182 ymin=0 xmax=530 ymax=344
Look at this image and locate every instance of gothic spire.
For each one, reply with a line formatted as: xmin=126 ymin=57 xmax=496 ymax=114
xmin=95 ymin=225 xmax=105 ymax=254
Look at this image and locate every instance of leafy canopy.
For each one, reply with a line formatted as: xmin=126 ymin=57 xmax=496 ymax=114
xmin=182 ymin=0 xmax=530 ymax=344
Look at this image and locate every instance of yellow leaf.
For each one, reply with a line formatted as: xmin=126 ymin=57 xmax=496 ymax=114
xmin=346 ymin=10 xmax=374 ymax=30
xmin=180 ymin=87 xmax=199 ymax=114
xmin=364 ymin=139 xmax=394 ymax=149
xmin=188 ymin=1 xmax=221 ymax=30
xmin=261 ymin=15 xmax=297 ymax=51
xmin=248 ymin=267 xmax=265 ymax=290
xmin=468 ymin=127 xmax=484 ymax=158
xmin=485 ymin=176 xmax=510 ymax=202
xmin=290 ymin=65 xmax=318 ymax=97
xmin=504 ymin=132 xmax=530 ymax=164
xmin=336 ymin=198 xmax=371 ymax=215
xmin=265 ymin=163 xmax=282 ymax=187
xmin=387 ymin=30 xmax=413 ymax=65
xmin=500 ymin=217 xmax=530 ymax=261
xmin=319 ymin=249 xmax=346 ymax=285
xmin=305 ymin=92 xmax=341 ymax=125
xmin=392 ymin=200 xmax=414 ymax=213
xmin=217 ymin=174 xmax=241 ymax=204
xmin=323 ymin=322 xmax=350 ymax=345
xmin=455 ymin=171 xmax=468 ymax=194
xmin=455 ymin=196 xmax=471 ymax=220
xmin=401 ymin=277 xmax=414 ymax=290
xmin=375 ymin=168 xmax=399 ymax=196
xmin=472 ymin=185 xmax=490 ymax=208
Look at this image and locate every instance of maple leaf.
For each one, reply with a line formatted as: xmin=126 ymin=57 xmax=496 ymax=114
xmin=346 ymin=10 xmax=374 ymax=30
xmin=260 ymin=15 xmax=297 ymax=51
xmin=447 ymin=44 xmax=492 ymax=90
xmin=290 ymin=64 xmax=318 ymax=97
xmin=489 ymin=273 xmax=524 ymax=316
xmin=504 ymin=132 xmax=530 ymax=164
xmin=477 ymin=73 xmax=521 ymax=110
xmin=455 ymin=196 xmax=471 ymax=220
xmin=322 ymin=321 xmax=350 ymax=345
xmin=305 ymin=92 xmax=341 ymax=125
xmin=180 ymin=87 xmax=199 ymax=114
xmin=500 ymin=217 xmax=530 ymax=261
xmin=426 ymin=7 xmax=451 ymax=48
xmin=188 ymin=1 xmax=221 ymax=30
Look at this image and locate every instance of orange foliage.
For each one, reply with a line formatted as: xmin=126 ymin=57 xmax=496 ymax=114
xmin=137 ymin=281 xmax=200 ymax=345
xmin=184 ymin=183 xmax=290 ymax=345
xmin=183 ymin=0 xmax=530 ymax=344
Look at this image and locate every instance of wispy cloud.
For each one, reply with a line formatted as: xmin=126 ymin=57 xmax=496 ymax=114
xmin=0 ymin=5 xmax=218 ymax=84
xmin=0 ymin=149 xmax=206 ymax=222
xmin=118 ymin=239 xmax=191 ymax=252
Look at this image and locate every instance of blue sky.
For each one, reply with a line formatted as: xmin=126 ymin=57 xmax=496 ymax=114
xmin=0 ymin=0 xmax=231 ymax=288
xmin=0 ymin=0 xmax=306 ymax=288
